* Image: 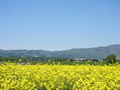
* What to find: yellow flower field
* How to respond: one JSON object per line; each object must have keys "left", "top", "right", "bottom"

{"left": 0, "top": 62, "right": 120, "bottom": 90}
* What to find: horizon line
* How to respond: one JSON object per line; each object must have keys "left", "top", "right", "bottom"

{"left": 0, "top": 44, "right": 120, "bottom": 51}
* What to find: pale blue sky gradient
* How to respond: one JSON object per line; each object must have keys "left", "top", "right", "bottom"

{"left": 0, "top": 0, "right": 120, "bottom": 51}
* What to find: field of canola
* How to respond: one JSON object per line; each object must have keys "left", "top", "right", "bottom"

{"left": 0, "top": 62, "right": 120, "bottom": 90}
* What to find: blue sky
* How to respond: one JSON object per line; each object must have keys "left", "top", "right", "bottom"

{"left": 0, "top": 0, "right": 120, "bottom": 51}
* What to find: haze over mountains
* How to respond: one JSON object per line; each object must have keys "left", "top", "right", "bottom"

{"left": 0, "top": 44, "right": 120, "bottom": 59}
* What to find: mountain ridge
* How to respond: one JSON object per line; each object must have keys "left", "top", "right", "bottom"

{"left": 0, "top": 44, "right": 120, "bottom": 59}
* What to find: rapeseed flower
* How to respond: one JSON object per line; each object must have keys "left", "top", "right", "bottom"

{"left": 0, "top": 62, "right": 120, "bottom": 90}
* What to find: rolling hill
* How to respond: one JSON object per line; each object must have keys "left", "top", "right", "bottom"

{"left": 0, "top": 44, "right": 120, "bottom": 59}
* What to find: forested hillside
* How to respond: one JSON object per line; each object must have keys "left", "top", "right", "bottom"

{"left": 0, "top": 44, "right": 120, "bottom": 59}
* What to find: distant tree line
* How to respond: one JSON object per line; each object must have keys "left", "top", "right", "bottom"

{"left": 0, "top": 56, "right": 27, "bottom": 62}
{"left": 0, "top": 56, "right": 68, "bottom": 62}
{"left": 55, "top": 58, "right": 67, "bottom": 61}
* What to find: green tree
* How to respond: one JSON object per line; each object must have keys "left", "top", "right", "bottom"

{"left": 0, "top": 58, "right": 2, "bottom": 61}
{"left": 3, "top": 58, "right": 8, "bottom": 61}
{"left": 105, "top": 54, "right": 117, "bottom": 64}
{"left": 70, "top": 58, "right": 74, "bottom": 61}
{"left": 22, "top": 58, "right": 27, "bottom": 63}
{"left": 9, "top": 58, "right": 15, "bottom": 62}
{"left": 15, "top": 58, "right": 19, "bottom": 62}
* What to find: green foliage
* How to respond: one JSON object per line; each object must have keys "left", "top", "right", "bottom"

{"left": 15, "top": 58, "right": 19, "bottom": 62}
{"left": 55, "top": 58, "right": 66, "bottom": 61}
{"left": 9, "top": 57, "right": 15, "bottom": 62}
{"left": 0, "top": 57, "right": 2, "bottom": 61}
{"left": 105, "top": 54, "right": 117, "bottom": 64}
{"left": 70, "top": 58, "right": 74, "bottom": 61}
{"left": 3, "top": 58, "right": 8, "bottom": 61}
{"left": 0, "top": 56, "right": 56, "bottom": 62}
{"left": 22, "top": 58, "right": 27, "bottom": 63}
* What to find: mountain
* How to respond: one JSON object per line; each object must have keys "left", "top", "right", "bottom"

{"left": 0, "top": 44, "right": 120, "bottom": 59}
